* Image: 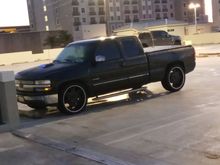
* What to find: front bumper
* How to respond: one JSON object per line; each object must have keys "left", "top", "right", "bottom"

{"left": 17, "top": 94, "right": 58, "bottom": 106}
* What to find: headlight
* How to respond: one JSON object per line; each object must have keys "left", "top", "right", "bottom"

{"left": 35, "top": 80, "right": 51, "bottom": 85}
{"left": 34, "top": 80, "right": 51, "bottom": 91}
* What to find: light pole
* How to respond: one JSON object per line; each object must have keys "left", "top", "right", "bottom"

{"left": 189, "top": 2, "right": 200, "bottom": 33}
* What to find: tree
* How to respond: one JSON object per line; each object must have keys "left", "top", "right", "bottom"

{"left": 44, "top": 35, "right": 57, "bottom": 48}
{"left": 57, "top": 31, "right": 73, "bottom": 47}
{"left": 44, "top": 31, "right": 73, "bottom": 48}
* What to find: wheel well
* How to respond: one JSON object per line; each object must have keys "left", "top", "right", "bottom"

{"left": 58, "top": 81, "right": 90, "bottom": 95}
{"left": 166, "top": 61, "right": 185, "bottom": 73}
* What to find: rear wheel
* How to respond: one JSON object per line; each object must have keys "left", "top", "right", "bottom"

{"left": 174, "top": 40, "right": 181, "bottom": 45}
{"left": 162, "top": 65, "right": 185, "bottom": 92}
{"left": 58, "top": 84, "right": 87, "bottom": 115}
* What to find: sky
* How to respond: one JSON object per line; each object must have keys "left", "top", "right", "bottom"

{"left": 204, "top": 0, "right": 213, "bottom": 22}
{"left": 0, "top": 0, "right": 29, "bottom": 27}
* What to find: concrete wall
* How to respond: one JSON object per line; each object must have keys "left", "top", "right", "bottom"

{"left": 73, "top": 24, "right": 107, "bottom": 41}
{"left": 0, "top": 31, "right": 62, "bottom": 54}
{"left": 186, "top": 24, "right": 212, "bottom": 35}
{"left": 81, "top": 24, "right": 107, "bottom": 39}
{"left": 113, "top": 29, "right": 138, "bottom": 36}
{"left": 183, "top": 33, "right": 220, "bottom": 45}
{"left": 0, "top": 32, "right": 43, "bottom": 54}
{"left": 0, "top": 48, "right": 62, "bottom": 66}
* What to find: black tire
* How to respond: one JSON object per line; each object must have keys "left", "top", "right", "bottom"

{"left": 58, "top": 83, "right": 87, "bottom": 115}
{"left": 142, "top": 43, "right": 149, "bottom": 47}
{"left": 161, "top": 65, "right": 185, "bottom": 92}
{"left": 174, "top": 40, "right": 181, "bottom": 45}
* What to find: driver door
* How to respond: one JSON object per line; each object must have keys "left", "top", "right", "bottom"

{"left": 89, "top": 39, "right": 128, "bottom": 95}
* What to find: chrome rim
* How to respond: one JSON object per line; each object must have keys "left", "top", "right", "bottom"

{"left": 168, "top": 67, "right": 185, "bottom": 90}
{"left": 62, "top": 85, "right": 86, "bottom": 113}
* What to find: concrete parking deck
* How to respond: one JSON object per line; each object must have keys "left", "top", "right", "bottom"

{"left": 1, "top": 52, "right": 220, "bottom": 165}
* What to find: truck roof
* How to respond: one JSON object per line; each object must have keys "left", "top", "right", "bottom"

{"left": 69, "top": 35, "right": 136, "bottom": 45}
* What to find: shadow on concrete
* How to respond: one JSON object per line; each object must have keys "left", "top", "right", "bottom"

{"left": 19, "top": 88, "right": 172, "bottom": 129}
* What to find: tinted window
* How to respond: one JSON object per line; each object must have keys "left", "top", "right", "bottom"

{"left": 120, "top": 37, "right": 141, "bottom": 58}
{"left": 151, "top": 31, "right": 168, "bottom": 38}
{"left": 95, "top": 40, "right": 121, "bottom": 61}
{"left": 56, "top": 41, "right": 98, "bottom": 63}
{"left": 139, "top": 33, "right": 151, "bottom": 40}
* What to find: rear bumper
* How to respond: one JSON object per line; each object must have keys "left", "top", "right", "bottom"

{"left": 17, "top": 94, "right": 58, "bottom": 107}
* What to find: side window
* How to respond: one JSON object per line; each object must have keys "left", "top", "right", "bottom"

{"left": 95, "top": 40, "right": 121, "bottom": 61}
{"left": 120, "top": 37, "right": 141, "bottom": 58}
{"left": 139, "top": 33, "right": 151, "bottom": 40}
{"left": 152, "top": 31, "right": 168, "bottom": 38}
{"left": 160, "top": 31, "right": 169, "bottom": 38}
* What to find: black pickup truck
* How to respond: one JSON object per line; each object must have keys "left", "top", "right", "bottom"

{"left": 16, "top": 36, "right": 195, "bottom": 114}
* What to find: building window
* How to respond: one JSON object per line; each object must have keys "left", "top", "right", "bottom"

{"left": 90, "top": 17, "right": 96, "bottom": 24}
{"left": 82, "top": 18, "right": 86, "bottom": 22}
{"left": 46, "top": 26, "right": 49, "bottom": 31}
{"left": 74, "top": 26, "right": 79, "bottom": 31}
{"left": 43, "top": 5, "right": 47, "bottom": 12}
{"left": 100, "top": 17, "right": 105, "bottom": 23}
{"left": 81, "top": 8, "right": 85, "bottom": 13}
{"left": 44, "top": 16, "right": 48, "bottom": 22}
{"left": 56, "top": 19, "right": 60, "bottom": 25}
{"left": 170, "top": 13, "right": 174, "bottom": 17}
{"left": 170, "top": 4, "right": 173, "bottom": 9}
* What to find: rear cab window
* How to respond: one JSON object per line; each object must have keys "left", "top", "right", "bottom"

{"left": 119, "top": 37, "right": 143, "bottom": 58}
{"left": 95, "top": 40, "right": 121, "bottom": 61}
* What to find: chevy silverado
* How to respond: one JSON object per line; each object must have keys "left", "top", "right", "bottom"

{"left": 16, "top": 36, "right": 196, "bottom": 114}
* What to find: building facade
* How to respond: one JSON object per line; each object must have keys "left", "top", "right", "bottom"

{"left": 174, "top": 0, "right": 206, "bottom": 23}
{"left": 106, "top": 0, "right": 176, "bottom": 34}
{"left": 27, "top": 0, "right": 210, "bottom": 40}
{"left": 212, "top": 0, "right": 220, "bottom": 28}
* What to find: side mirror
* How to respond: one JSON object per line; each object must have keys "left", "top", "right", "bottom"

{"left": 95, "top": 55, "right": 106, "bottom": 62}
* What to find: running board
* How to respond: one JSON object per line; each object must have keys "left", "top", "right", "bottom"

{"left": 92, "top": 87, "right": 147, "bottom": 101}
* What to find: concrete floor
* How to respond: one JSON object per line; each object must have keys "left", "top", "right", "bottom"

{"left": 5, "top": 57, "right": 220, "bottom": 165}
{"left": 1, "top": 57, "right": 220, "bottom": 165}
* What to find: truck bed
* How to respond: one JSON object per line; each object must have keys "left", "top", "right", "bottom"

{"left": 144, "top": 45, "right": 196, "bottom": 82}
{"left": 144, "top": 45, "right": 190, "bottom": 53}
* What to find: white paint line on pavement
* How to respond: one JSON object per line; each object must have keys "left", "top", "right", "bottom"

{"left": 104, "top": 109, "right": 218, "bottom": 145}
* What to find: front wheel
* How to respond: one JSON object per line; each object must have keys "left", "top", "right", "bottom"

{"left": 161, "top": 66, "right": 185, "bottom": 92}
{"left": 58, "top": 84, "right": 87, "bottom": 115}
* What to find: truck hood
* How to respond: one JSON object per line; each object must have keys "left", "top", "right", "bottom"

{"left": 16, "top": 62, "right": 79, "bottom": 80}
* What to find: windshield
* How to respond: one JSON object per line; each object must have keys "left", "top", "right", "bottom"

{"left": 55, "top": 41, "right": 98, "bottom": 63}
